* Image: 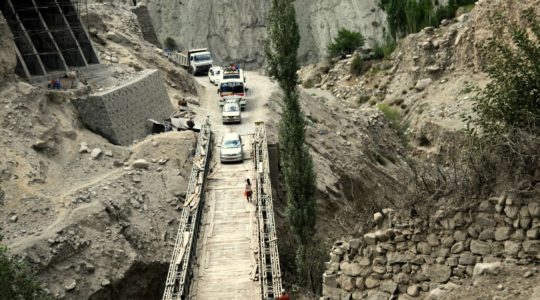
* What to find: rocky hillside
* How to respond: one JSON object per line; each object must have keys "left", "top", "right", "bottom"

{"left": 293, "top": 0, "right": 540, "bottom": 298}
{"left": 0, "top": 5, "right": 205, "bottom": 299}
{"left": 141, "top": 0, "right": 385, "bottom": 67}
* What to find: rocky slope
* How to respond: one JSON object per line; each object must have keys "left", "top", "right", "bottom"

{"left": 0, "top": 13, "right": 16, "bottom": 79}
{"left": 141, "top": 0, "right": 384, "bottom": 67}
{"left": 0, "top": 4, "right": 204, "bottom": 299}
{"left": 293, "top": 0, "right": 540, "bottom": 298}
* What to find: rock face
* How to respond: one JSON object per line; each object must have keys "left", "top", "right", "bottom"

{"left": 144, "top": 0, "right": 384, "bottom": 67}
{"left": 0, "top": 13, "right": 17, "bottom": 79}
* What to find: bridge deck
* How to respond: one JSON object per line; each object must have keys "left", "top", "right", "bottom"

{"left": 191, "top": 134, "right": 261, "bottom": 299}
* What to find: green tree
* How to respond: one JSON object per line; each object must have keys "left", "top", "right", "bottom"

{"left": 163, "top": 37, "right": 176, "bottom": 51}
{"left": 327, "top": 28, "right": 365, "bottom": 57}
{"left": 0, "top": 246, "right": 51, "bottom": 300}
{"left": 266, "top": 0, "right": 317, "bottom": 289}
{"left": 467, "top": 9, "right": 540, "bottom": 136}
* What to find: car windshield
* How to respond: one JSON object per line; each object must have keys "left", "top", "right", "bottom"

{"left": 220, "top": 82, "right": 244, "bottom": 94}
{"left": 194, "top": 54, "right": 211, "bottom": 61}
{"left": 224, "top": 103, "right": 239, "bottom": 112}
{"left": 222, "top": 139, "right": 240, "bottom": 149}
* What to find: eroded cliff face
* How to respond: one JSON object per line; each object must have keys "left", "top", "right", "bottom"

{"left": 143, "top": 0, "right": 385, "bottom": 68}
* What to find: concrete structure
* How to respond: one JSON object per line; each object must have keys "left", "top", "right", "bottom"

{"left": 131, "top": 4, "right": 161, "bottom": 48}
{"left": 0, "top": 0, "right": 100, "bottom": 80}
{"left": 73, "top": 69, "right": 173, "bottom": 145}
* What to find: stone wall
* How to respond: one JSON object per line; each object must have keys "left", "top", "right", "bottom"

{"left": 322, "top": 194, "right": 540, "bottom": 299}
{"left": 73, "top": 69, "right": 173, "bottom": 145}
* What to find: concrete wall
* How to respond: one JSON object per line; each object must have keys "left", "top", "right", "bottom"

{"left": 131, "top": 5, "right": 161, "bottom": 48}
{"left": 74, "top": 69, "right": 173, "bottom": 145}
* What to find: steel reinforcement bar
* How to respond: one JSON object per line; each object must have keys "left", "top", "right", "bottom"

{"left": 162, "top": 124, "right": 212, "bottom": 300}
{"left": 254, "top": 122, "right": 283, "bottom": 299}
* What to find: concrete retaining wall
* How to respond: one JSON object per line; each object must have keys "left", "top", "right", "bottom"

{"left": 74, "top": 69, "right": 173, "bottom": 145}
{"left": 132, "top": 5, "right": 161, "bottom": 48}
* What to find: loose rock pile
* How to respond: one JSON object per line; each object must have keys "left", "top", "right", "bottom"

{"left": 322, "top": 194, "right": 540, "bottom": 299}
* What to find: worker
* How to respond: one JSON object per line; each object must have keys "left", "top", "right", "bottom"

{"left": 187, "top": 116, "right": 195, "bottom": 129}
{"left": 244, "top": 178, "right": 253, "bottom": 202}
{"left": 277, "top": 288, "right": 290, "bottom": 300}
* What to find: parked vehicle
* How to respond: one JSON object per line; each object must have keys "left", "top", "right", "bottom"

{"left": 208, "top": 66, "right": 222, "bottom": 85}
{"left": 222, "top": 99, "right": 241, "bottom": 124}
{"left": 170, "top": 48, "right": 213, "bottom": 75}
{"left": 218, "top": 79, "right": 247, "bottom": 109}
{"left": 220, "top": 132, "right": 243, "bottom": 163}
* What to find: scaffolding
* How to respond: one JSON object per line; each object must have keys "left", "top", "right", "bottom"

{"left": 0, "top": 0, "right": 98, "bottom": 79}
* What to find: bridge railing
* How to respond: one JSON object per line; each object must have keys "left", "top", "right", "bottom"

{"left": 162, "top": 124, "right": 212, "bottom": 300}
{"left": 254, "top": 122, "right": 283, "bottom": 299}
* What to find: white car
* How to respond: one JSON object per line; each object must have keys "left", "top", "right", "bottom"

{"left": 208, "top": 66, "right": 222, "bottom": 85}
{"left": 222, "top": 100, "right": 241, "bottom": 124}
{"left": 220, "top": 132, "right": 243, "bottom": 163}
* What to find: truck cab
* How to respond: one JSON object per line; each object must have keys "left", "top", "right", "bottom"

{"left": 171, "top": 48, "right": 213, "bottom": 75}
{"left": 189, "top": 50, "right": 213, "bottom": 75}
{"left": 218, "top": 79, "right": 247, "bottom": 109}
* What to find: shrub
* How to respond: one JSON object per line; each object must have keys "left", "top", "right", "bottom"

{"left": 350, "top": 55, "right": 364, "bottom": 75}
{"left": 379, "top": 0, "right": 477, "bottom": 40}
{"left": 163, "top": 37, "right": 176, "bottom": 51}
{"left": 466, "top": 9, "right": 540, "bottom": 137}
{"left": 327, "top": 28, "right": 365, "bottom": 57}
{"left": 378, "top": 103, "right": 409, "bottom": 142}
{"left": 0, "top": 246, "right": 51, "bottom": 300}
{"left": 372, "top": 35, "right": 398, "bottom": 59}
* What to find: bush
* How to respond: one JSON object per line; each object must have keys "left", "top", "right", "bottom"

{"left": 350, "top": 55, "right": 364, "bottom": 75}
{"left": 327, "top": 28, "right": 365, "bottom": 57}
{"left": 372, "top": 35, "right": 398, "bottom": 59}
{"left": 163, "top": 37, "right": 176, "bottom": 51}
{"left": 466, "top": 9, "right": 540, "bottom": 137}
{"left": 0, "top": 246, "right": 51, "bottom": 300}
{"left": 378, "top": 103, "right": 408, "bottom": 141}
{"left": 379, "top": 0, "right": 477, "bottom": 40}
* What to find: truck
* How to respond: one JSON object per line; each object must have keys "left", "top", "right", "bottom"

{"left": 170, "top": 48, "right": 213, "bottom": 75}
{"left": 218, "top": 79, "right": 248, "bottom": 109}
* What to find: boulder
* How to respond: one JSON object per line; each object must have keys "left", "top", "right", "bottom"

{"left": 365, "top": 277, "right": 380, "bottom": 289}
{"left": 186, "top": 96, "right": 201, "bottom": 106}
{"left": 341, "top": 262, "right": 362, "bottom": 276}
{"left": 421, "top": 264, "right": 451, "bottom": 283}
{"left": 364, "top": 232, "right": 377, "bottom": 245}
{"left": 495, "top": 227, "right": 513, "bottom": 241}
{"left": 450, "top": 241, "right": 465, "bottom": 254}
{"left": 478, "top": 229, "right": 495, "bottom": 241}
{"left": 472, "top": 262, "right": 502, "bottom": 279}
{"left": 407, "top": 284, "right": 420, "bottom": 297}
{"left": 415, "top": 78, "right": 432, "bottom": 91}
{"left": 131, "top": 159, "right": 150, "bottom": 169}
{"left": 380, "top": 280, "right": 398, "bottom": 294}
{"left": 79, "top": 142, "right": 90, "bottom": 153}
{"left": 522, "top": 240, "right": 540, "bottom": 255}
{"left": 470, "top": 240, "right": 491, "bottom": 255}
{"left": 90, "top": 148, "right": 102, "bottom": 159}
{"left": 503, "top": 241, "right": 521, "bottom": 256}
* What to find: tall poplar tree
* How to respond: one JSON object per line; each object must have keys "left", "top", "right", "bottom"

{"left": 266, "top": 0, "right": 317, "bottom": 286}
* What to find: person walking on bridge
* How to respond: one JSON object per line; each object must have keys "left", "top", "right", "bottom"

{"left": 278, "top": 288, "right": 290, "bottom": 300}
{"left": 244, "top": 178, "right": 253, "bottom": 202}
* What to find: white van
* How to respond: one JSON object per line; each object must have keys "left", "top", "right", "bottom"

{"left": 208, "top": 66, "right": 222, "bottom": 85}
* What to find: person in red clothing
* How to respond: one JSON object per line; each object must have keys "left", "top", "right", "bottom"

{"left": 277, "top": 288, "right": 290, "bottom": 300}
